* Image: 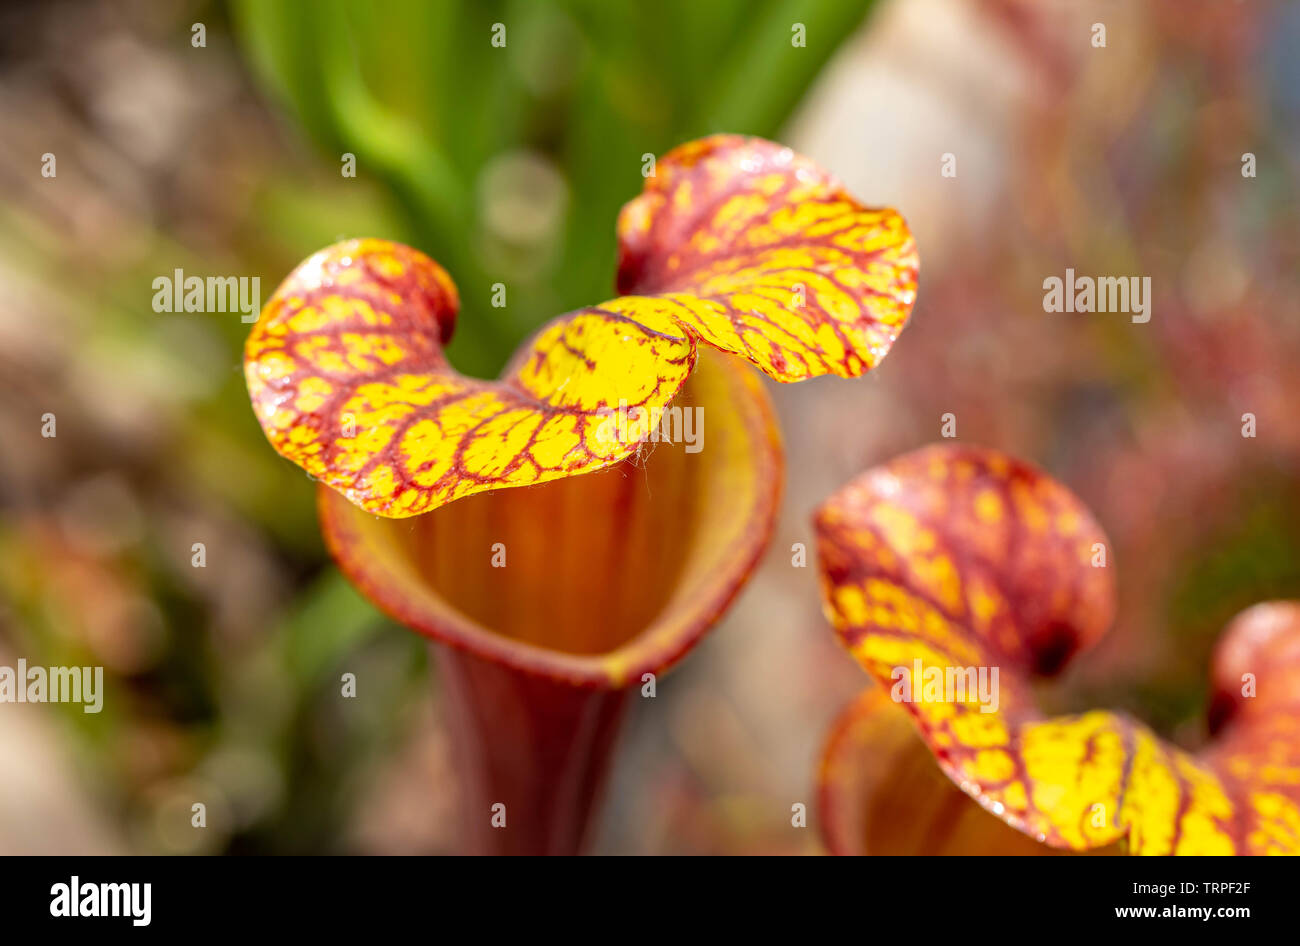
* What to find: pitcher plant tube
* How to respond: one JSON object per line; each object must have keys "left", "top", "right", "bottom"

{"left": 814, "top": 444, "right": 1300, "bottom": 855}
{"left": 243, "top": 135, "right": 919, "bottom": 853}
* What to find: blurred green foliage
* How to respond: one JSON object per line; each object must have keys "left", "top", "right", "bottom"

{"left": 231, "top": 0, "right": 878, "bottom": 376}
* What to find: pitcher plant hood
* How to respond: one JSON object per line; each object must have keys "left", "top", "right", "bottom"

{"left": 815, "top": 444, "right": 1300, "bottom": 855}
{"left": 243, "top": 135, "right": 918, "bottom": 519}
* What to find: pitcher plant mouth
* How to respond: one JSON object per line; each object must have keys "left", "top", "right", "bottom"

{"left": 241, "top": 134, "right": 919, "bottom": 853}
{"left": 319, "top": 347, "right": 780, "bottom": 854}
{"left": 318, "top": 346, "right": 782, "bottom": 689}
{"left": 248, "top": 133, "right": 918, "bottom": 679}
{"left": 814, "top": 444, "right": 1300, "bottom": 855}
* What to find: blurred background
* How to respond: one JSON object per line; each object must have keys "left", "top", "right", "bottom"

{"left": 1, "top": 0, "right": 1298, "bottom": 854}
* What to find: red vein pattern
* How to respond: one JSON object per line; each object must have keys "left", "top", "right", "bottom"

{"left": 815, "top": 444, "right": 1300, "bottom": 854}
{"left": 244, "top": 136, "right": 918, "bottom": 517}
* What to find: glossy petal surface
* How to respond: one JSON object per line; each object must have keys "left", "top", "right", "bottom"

{"left": 618, "top": 135, "right": 918, "bottom": 382}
